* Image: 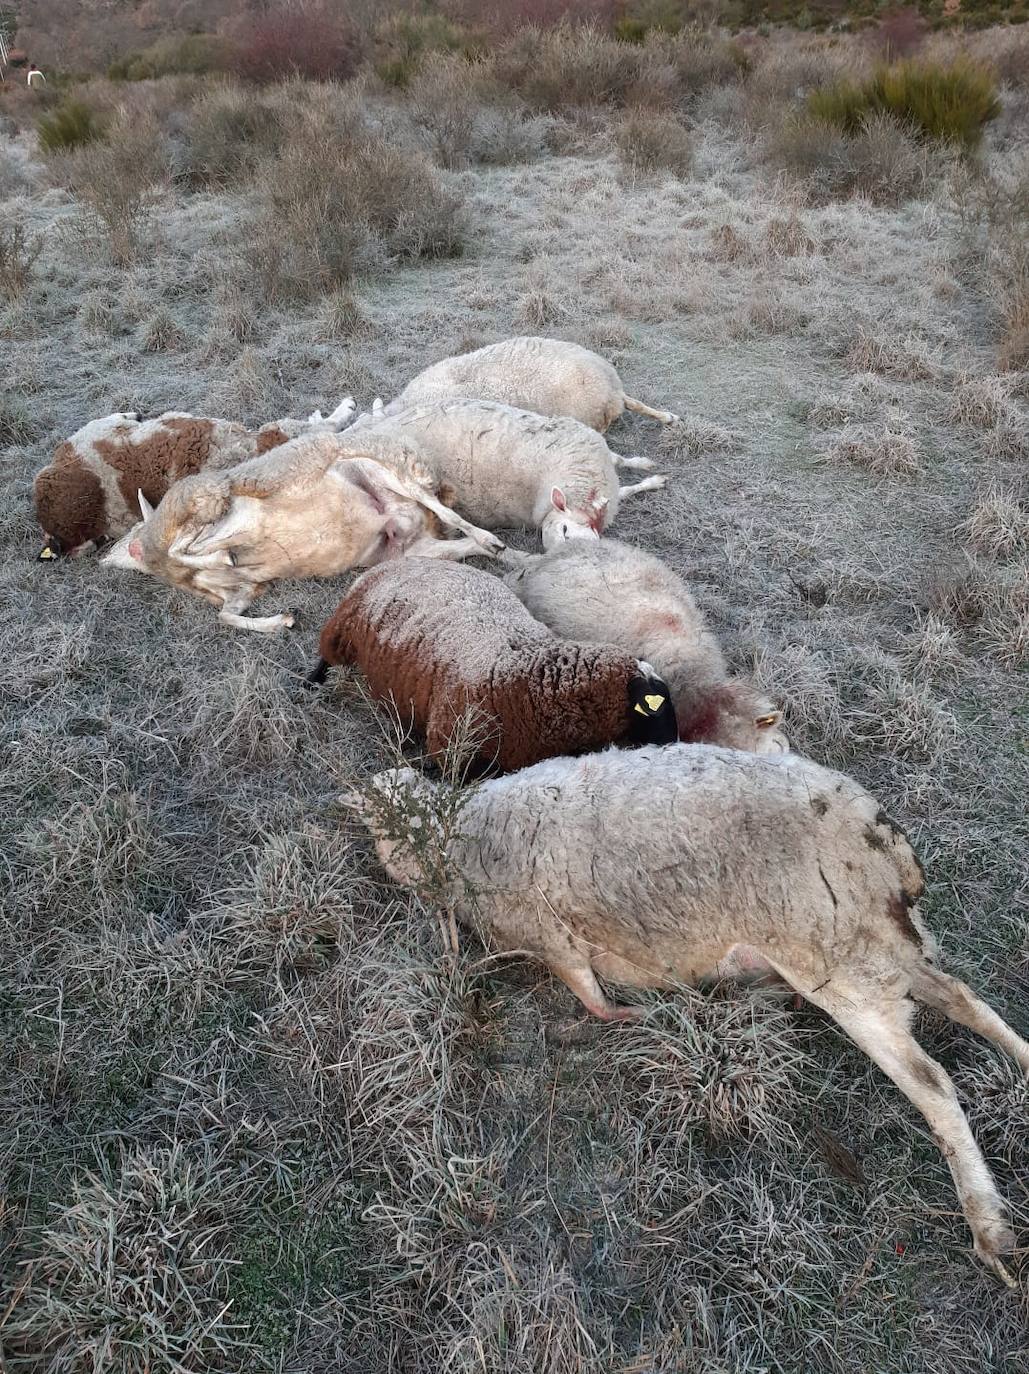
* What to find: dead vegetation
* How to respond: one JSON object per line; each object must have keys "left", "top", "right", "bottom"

{"left": 2, "top": 21, "right": 1029, "bottom": 1374}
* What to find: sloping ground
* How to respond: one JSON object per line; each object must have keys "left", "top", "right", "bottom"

{"left": 1, "top": 117, "right": 1027, "bottom": 1372}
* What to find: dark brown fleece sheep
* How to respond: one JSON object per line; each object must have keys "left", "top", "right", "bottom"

{"left": 312, "top": 560, "right": 677, "bottom": 773}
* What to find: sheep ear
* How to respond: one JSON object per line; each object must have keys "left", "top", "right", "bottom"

{"left": 372, "top": 397, "right": 384, "bottom": 415}
{"left": 755, "top": 710, "right": 782, "bottom": 729}
{"left": 137, "top": 490, "right": 155, "bottom": 522}
{"left": 551, "top": 486, "right": 567, "bottom": 512}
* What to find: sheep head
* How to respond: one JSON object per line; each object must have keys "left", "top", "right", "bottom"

{"left": 341, "top": 767, "right": 445, "bottom": 887}
{"left": 541, "top": 486, "right": 606, "bottom": 549}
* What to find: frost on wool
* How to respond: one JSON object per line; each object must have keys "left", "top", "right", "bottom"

{"left": 383, "top": 335, "right": 678, "bottom": 433}
{"left": 313, "top": 558, "right": 677, "bottom": 772}
{"left": 351, "top": 743, "right": 1029, "bottom": 1284}
{"left": 34, "top": 401, "right": 356, "bottom": 557}
{"left": 507, "top": 537, "right": 788, "bottom": 753}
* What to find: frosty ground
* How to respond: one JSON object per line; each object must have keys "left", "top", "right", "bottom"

{"left": 1, "top": 44, "right": 1028, "bottom": 1374}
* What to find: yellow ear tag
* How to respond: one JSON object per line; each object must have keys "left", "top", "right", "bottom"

{"left": 39, "top": 546, "right": 56, "bottom": 560}
{"left": 644, "top": 693, "right": 666, "bottom": 712}
{"left": 755, "top": 713, "right": 779, "bottom": 728}
{"left": 633, "top": 702, "right": 649, "bottom": 715}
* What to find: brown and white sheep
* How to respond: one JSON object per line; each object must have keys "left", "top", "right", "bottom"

{"left": 34, "top": 400, "right": 356, "bottom": 558}
{"left": 506, "top": 538, "right": 788, "bottom": 753}
{"left": 380, "top": 336, "right": 678, "bottom": 433}
{"left": 347, "top": 745, "right": 1029, "bottom": 1285}
{"left": 309, "top": 558, "right": 677, "bottom": 771}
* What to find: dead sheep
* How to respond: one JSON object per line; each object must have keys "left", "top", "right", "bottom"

{"left": 309, "top": 558, "right": 677, "bottom": 771}
{"left": 348, "top": 743, "right": 1029, "bottom": 1285}
{"left": 507, "top": 538, "right": 787, "bottom": 752}
{"left": 381, "top": 335, "right": 679, "bottom": 433}
{"left": 101, "top": 433, "right": 503, "bottom": 633}
{"left": 33, "top": 400, "right": 356, "bottom": 559}
{"left": 350, "top": 398, "right": 666, "bottom": 545}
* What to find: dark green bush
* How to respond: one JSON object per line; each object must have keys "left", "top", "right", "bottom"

{"left": 37, "top": 99, "right": 105, "bottom": 154}
{"left": 808, "top": 59, "right": 1000, "bottom": 150}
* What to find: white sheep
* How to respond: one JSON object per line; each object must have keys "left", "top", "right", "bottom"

{"left": 380, "top": 336, "right": 678, "bottom": 432}
{"left": 101, "top": 432, "right": 503, "bottom": 632}
{"left": 350, "top": 398, "right": 667, "bottom": 545}
{"left": 506, "top": 538, "right": 788, "bottom": 752}
{"left": 347, "top": 743, "right": 1029, "bottom": 1284}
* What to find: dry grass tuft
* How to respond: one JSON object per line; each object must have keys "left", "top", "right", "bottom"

{"left": 10, "top": 1143, "right": 248, "bottom": 1372}
{"left": 825, "top": 421, "right": 922, "bottom": 476}
{"left": 658, "top": 414, "right": 740, "bottom": 460}
{"left": 844, "top": 327, "right": 941, "bottom": 381}
{"left": 606, "top": 991, "right": 811, "bottom": 1144}
{"left": 962, "top": 486, "right": 1029, "bottom": 557}
{"left": 615, "top": 107, "right": 693, "bottom": 176}
{"left": 763, "top": 213, "right": 816, "bottom": 257}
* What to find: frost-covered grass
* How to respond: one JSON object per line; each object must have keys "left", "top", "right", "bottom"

{"left": 1, "top": 45, "right": 1028, "bottom": 1374}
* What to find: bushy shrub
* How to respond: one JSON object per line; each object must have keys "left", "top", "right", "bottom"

{"left": 615, "top": 107, "right": 693, "bottom": 175}
{"left": 108, "top": 33, "right": 228, "bottom": 81}
{"left": 493, "top": 22, "right": 642, "bottom": 110}
{"left": 0, "top": 224, "right": 41, "bottom": 300}
{"left": 249, "top": 99, "right": 464, "bottom": 300}
{"left": 180, "top": 84, "right": 284, "bottom": 188}
{"left": 870, "top": 8, "right": 926, "bottom": 63}
{"left": 233, "top": 9, "right": 357, "bottom": 83}
{"left": 60, "top": 114, "right": 169, "bottom": 266}
{"left": 767, "top": 109, "right": 927, "bottom": 204}
{"left": 37, "top": 99, "right": 105, "bottom": 154}
{"left": 373, "top": 11, "right": 480, "bottom": 88}
{"left": 808, "top": 59, "right": 1000, "bottom": 150}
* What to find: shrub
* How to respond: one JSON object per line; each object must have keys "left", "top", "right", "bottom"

{"left": 373, "top": 11, "right": 479, "bottom": 88}
{"left": 233, "top": 8, "right": 357, "bottom": 83}
{"left": 767, "top": 109, "right": 926, "bottom": 205}
{"left": 180, "top": 84, "right": 284, "bottom": 188}
{"left": 250, "top": 100, "right": 464, "bottom": 301}
{"left": 615, "top": 107, "right": 693, "bottom": 175}
{"left": 108, "top": 33, "right": 228, "bottom": 81}
{"left": 808, "top": 59, "right": 1001, "bottom": 151}
{"left": 494, "top": 21, "right": 642, "bottom": 110}
{"left": 870, "top": 8, "right": 927, "bottom": 63}
{"left": 37, "top": 99, "right": 105, "bottom": 154}
{"left": 0, "top": 224, "right": 41, "bottom": 300}
{"left": 60, "top": 114, "right": 168, "bottom": 266}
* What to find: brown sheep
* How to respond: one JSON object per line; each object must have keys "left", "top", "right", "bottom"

{"left": 309, "top": 559, "right": 677, "bottom": 772}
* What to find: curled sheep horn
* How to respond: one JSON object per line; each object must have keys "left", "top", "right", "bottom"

{"left": 138, "top": 490, "right": 155, "bottom": 522}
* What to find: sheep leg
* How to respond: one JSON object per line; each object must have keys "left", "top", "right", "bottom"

{"left": 611, "top": 454, "right": 656, "bottom": 471}
{"left": 406, "top": 534, "right": 499, "bottom": 562}
{"left": 804, "top": 984, "right": 1016, "bottom": 1285}
{"left": 553, "top": 959, "right": 642, "bottom": 1023}
{"left": 370, "top": 468, "right": 505, "bottom": 554}
{"left": 624, "top": 393, "right": 678, "bottom": 424}
{"left": 618, "top": 475, "right": 668, "bottom": 499}
{"left": 217, "top": 590, "right": 294, "bottom": 634}
{"left": 911, "top": 965, "right": 1029, "bottom": 1071}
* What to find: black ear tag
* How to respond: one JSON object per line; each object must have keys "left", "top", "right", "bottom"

{"left": 627, "top": 675, "right": 678, "bottom": 746}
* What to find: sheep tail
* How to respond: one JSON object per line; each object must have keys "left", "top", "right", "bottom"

{"left": 623, "top": 393, "right": 678, "bottom": 424}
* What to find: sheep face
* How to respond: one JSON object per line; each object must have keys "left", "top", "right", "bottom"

{"left": 677, "top": 682, "right": 790, "bottom": 755}
{"left": 541, "top": 485, "right": 607, "bottom": 549}
{"left": 342, "top": 768, "right": 441, "bottom": 887}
